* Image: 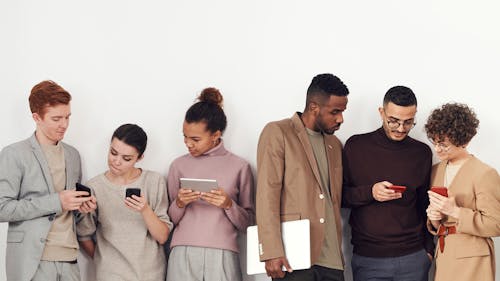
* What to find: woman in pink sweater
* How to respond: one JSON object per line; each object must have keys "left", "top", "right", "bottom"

{"left": 166, "top": 87, "right": 255, "bottom": 281}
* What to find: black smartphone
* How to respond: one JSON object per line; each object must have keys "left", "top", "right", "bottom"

{"left": 75, "top": 183, "right": 91, "bottom": 197}
{"left": 125, "top": 188, "right": 141, "bottom": 198}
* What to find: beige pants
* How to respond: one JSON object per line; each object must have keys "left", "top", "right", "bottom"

{"left": 31, "top": 260, "right": 80, "bottom": 281}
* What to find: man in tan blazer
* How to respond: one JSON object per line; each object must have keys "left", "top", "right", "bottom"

{"left": 256, "top": 73, "right": 349, "bottom": 280}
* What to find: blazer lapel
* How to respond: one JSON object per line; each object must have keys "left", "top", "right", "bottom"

{"left": 433, "top": 161, "right": 446, "bottom": 187}
{"left": 446, "top": 156, "right": 475, "bottom": 194}
{"left": 291, "top": 114, "right": 323, "bottom": 191}
{"left": 29, "top": 134, "right": 55, "bottom": 193}
{"left": 324, "top": 137, "right": 337, "bottom": 201}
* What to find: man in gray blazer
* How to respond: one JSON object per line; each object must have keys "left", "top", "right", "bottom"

{"left": 0, "top": 80, "right": 97, "bottom": 281}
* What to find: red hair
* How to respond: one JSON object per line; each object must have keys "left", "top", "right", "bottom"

{"left": 29, "top": 80, "right": 71, "bottom": 117}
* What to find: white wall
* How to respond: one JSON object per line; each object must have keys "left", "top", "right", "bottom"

{"left": 1, "top": 1, "right": 499, "bottom": 280}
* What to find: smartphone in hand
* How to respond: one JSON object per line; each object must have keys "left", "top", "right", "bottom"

{"left": 431, "top": 186, "right": 448, "bottom": 197}
{"left": 75, "top": 183, "right": 91, "bottom": 197}
{"left": 125, "top": 188, "right": 141, "bottom": 198}
{"left": 388, "top": 185, "right": 407, "bottom": 193}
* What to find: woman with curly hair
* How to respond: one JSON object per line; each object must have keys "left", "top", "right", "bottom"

{"left": 424, "top": 103, "right": 500, "bottom": 281}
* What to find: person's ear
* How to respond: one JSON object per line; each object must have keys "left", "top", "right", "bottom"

{"left": 378, "top": 107, "right": 385, "bottom": 120}
{"left": 309, "top": 102, "right": 320, "bottom": 115}
{"left": 32, "top": 112, "right": 42, "bottom": 123}
{"left": 212, "top": 130, "right": 222, "bottom": 142}
{"left": 137, "top": 154, "right": 145, "bottom": 162}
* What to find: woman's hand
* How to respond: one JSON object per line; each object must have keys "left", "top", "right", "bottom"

{"left": 176, "top": 188, "right": 201, "bottom": 208}
{"left": 201, "top": 188, "right": 233, "bottom": 209}
{"left": 428, "top": 191, "right": 461, "bottom": 219}
{"left": 125, "top": 194, "right": 150, "bottom": 213}
{"left": 426, "top": 204, "right": 443, "bottom": 230}
{"left": 426, "top": 205, "right": 443, "bottom": 221}
{"left": 78, "top": 195, "right": 97, "bottom": 213}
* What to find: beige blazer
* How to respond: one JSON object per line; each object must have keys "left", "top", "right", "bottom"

{"left": 429, "top": 156, "right": 500, "bottom": 281}
{"left": 256, "top": 113, "right": 344, "bottom": 265}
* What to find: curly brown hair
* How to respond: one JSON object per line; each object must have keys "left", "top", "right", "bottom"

{"left": 425, "top": 103, "right": 479, "bottom": 146}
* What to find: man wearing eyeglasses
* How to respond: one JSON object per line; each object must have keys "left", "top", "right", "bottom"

{"left": 342, "top": 86, "right": 434, "bottom": 281}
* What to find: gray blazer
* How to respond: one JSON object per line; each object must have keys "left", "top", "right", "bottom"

{"left": 0, "top": 134, "right": 82, "bottom": 281}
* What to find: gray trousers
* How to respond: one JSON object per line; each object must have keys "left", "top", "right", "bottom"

{"left": 166, "top": 246, "right": 242, "bottom": 281}
{"left": 31, "top": 260, "right": 80, "bottom": 281}
{"left": 352, "top": 249, "right": 431, "bottom": 281}
{"left": 273, "top": 265, "right": 344, "bottom": 281}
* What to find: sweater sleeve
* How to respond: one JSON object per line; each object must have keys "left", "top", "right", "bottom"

{"left": 224, "top": 162, "right": 255, "bottom": 233}
{"left": 341, "top": 139, "right": 375, "bottom": 208}
{"left": 151, "top": 175, "right": 173, "bottom": 230}
{"left": 167, "top": 163, "right": 186, "bottom": 225}
{"left": 76, "top": 183, "right": 97, "bottom": 241}
{"left": 457, "top": 168, "right": 500, "bottom": 237}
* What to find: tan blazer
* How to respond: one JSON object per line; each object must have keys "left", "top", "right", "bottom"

{"left": 256, "top": 113, "right": 344, "bottom": 265}
{"left": 429, "top": 156, "right": 500, "bottom": 281}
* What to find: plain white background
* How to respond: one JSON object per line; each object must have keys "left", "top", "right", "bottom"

{"left": 1, "top": 1, "right": 499, "bottom": 280}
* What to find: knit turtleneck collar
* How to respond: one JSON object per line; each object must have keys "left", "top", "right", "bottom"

{"left": 200, "top": 139, "right": 227, "bottom": 157}
{"left": 374, "top": 127, "right": 412, "bottom": 149}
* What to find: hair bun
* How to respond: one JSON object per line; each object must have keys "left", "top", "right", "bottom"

{"left": 198, "top": 87, "right": 223, "bottom": 108}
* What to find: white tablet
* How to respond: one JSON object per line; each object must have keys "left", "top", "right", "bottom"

{"left": 180, "top": 178, "right": 218, "bottom": 192}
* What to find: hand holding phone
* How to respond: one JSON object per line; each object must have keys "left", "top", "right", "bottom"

{"left": 125, "top": 188, "right": 141, "bottom": 198}
{"left": 388, "top": 185, "right": 407, "bottom": 193}
{"left": 75, "top": 183, "right": 91, "bottom": 197}
{"left": 431, "top": 186, "right": 448, "bottom": 197}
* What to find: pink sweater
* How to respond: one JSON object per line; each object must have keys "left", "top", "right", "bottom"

{"left": 167, "top": 141, "right": 255, "bottom": 253}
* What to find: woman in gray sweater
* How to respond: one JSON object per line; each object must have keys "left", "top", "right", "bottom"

{"left": 77, "top": 124, "right": 172, "bottom": 281}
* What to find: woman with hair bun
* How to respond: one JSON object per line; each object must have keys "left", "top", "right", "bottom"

{"left": 424, "top": 103, "right": 500, "bottom": 281}
{"left": 166, "top": 88, "right": 255, "bottom": 281}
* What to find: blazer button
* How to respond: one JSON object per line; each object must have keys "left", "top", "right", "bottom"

{"left": 319, "top": 218, "right": 325, "bottom": 224}
{"left": 48, "top": 214, "right": 55, "bottom": 221}
{"left": 40, "top": 238, "right": 46, "bottom": 243}
{"left": 319, "top": 194, "right": 325, "bottom": 199}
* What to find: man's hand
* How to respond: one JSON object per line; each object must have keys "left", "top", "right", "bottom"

{"left": 59, "top": 190, "right": 93, "bottom": 211}
{"left": 264, "top": 256, "right": 292, "bottom": 279}
{"left": 372, "top": 181, "right": 402, "bottom": 202}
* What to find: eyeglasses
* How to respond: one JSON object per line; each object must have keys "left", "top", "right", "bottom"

{"left": 430, "top": 140, "right": 452, "bottom": 152}
{"left": 383, "top": 110, "right": 416, "bottom": 130}
{"left": 386, "top": 118, "right": 416, "bottom": 130}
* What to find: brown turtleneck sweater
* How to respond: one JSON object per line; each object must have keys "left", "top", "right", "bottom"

{"left": 342, "top": 127, "right": 434, "bottom": 257}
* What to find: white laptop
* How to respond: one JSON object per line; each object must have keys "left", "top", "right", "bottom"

{"left": 246, "top": 219, "right": 311, "bottom": 275}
